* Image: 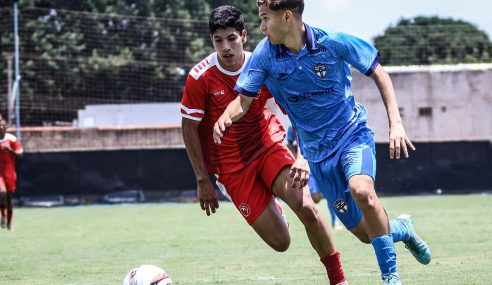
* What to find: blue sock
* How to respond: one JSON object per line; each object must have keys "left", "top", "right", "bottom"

{"left": 390, "top": 219, "right": 411, "bottom": 242}
{"left": 371, "top": 234, "right": 397, "bottom": 277}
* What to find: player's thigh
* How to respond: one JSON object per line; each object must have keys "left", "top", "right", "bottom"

{"left": 250, "top": 197, "right": 290, "bottom": 250}
{"left": 311, "top": 191, "right": 322, "bottom": 203}
{"left": 259, "top": 144, "right": 295, "bottom": 197}
{"left": 217, "top": 164, "right": 272, "bottom": 225}
{"left": 349, "top": 216, "right": 371, "bottom": 243}
{"left": 310, "top": 157, "right": 363, "bottom": 231}
{"left": 341, "top": 128, "right": 376, "bottom": 184}
{"left": 348, "top": 174, "right": 376, "bottom": 201}
{"left": 272, "top": 168, "right": 315, "bottom": 215}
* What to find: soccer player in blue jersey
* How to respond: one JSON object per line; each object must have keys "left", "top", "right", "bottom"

{"left": 213, "top": 1, "right": 431, "bottom": 284}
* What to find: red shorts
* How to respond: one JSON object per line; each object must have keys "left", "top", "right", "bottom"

{"left": 217, "top": 144, "right": 294, "bottom": 224}
{"left": 0, "top": 176, "right": 16, "bottom": 193}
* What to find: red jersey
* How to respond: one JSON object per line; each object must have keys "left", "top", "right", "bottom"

{"left": 181, "top": 52, "right": 286, "bottom": 175}
{"left": 0, "top": 133, "right": 22, "bottom": 189}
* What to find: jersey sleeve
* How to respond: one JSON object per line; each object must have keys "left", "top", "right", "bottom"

{"left": 181, "top": 74, "right": 207, "bottom": 121}
{"left": 235, "top": 39, "right": 270, "bottom": 97}
{"left": 10, "top": 139, "right": 22, "bottom": 153}
{"left": 333, "top": 32, "right": 380, "bottom": 76}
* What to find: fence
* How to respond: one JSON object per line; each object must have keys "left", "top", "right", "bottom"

{"left": 1, "top": 6, "right": 491, "bottom": 141}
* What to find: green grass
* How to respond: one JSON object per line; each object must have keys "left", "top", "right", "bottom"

{"left": 0, "top": 194, "right": 491, "bottom": 284}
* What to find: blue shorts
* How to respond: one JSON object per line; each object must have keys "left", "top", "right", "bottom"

{"left": 309, "top": 124, "right": 376, "bottom": 230}
{"left": 308, "top": 175, "right": 320, "bottom": 195}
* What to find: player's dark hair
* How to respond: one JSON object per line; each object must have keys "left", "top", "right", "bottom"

{"left": 209, "top": 5, "right": 245, "bottom": 35}
{"left": 257, "top": 0, "right": 304, "bottom": 17}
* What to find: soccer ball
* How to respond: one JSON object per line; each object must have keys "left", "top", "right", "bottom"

{"left": 123, "top": 264, "right": 173, "bottom": 285}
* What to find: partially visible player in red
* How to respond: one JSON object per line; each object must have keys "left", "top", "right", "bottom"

{"left": 0, "top": 118, "right": 23, "bottom": 231}
{"left": 181, "top": 5, "right": 347, "bottom": 284}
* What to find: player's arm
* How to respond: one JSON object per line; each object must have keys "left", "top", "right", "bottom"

{"left": 1, "top": 142, "right": 23, "bottom": 158}
{"left": 370, "top": 64, "right": 415, "bottom": 159}
{"left": 287, "top": 125, "right": 310, "bottom": 190}
{"left": 212, "top": 94, "right": 254, "bottom": 144}
{"left": 182, "top": 118, "right": 219, "bottom": 216}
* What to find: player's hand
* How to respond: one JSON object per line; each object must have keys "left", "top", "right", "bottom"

{"left": 290, "top": 157, "right": 310, "bottom": 191}
{"left": 389, "top": 122, "right": 415, "bottom": 159}
{"left": 196, "top": 178, "right": 219, "bottom": 216}
{"left": 213, "top": 115, "right": 232, "bottom": 144}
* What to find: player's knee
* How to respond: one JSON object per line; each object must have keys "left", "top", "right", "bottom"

{"left": 274, "top": 239, "right": 290, "bottom": 252}
{"left": 311, "top": 192, "right": 321, "bottom": 203}
{"left": 298, "top": 203, "right": 319, "bottom": 224}
{"left": 349, "top": 183, "right": 377, "bottom": 208}
{"left": 270, "top": 236, "right": 291, "bottom": 252}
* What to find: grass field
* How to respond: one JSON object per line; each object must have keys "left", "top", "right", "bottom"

{"left": 0, "top": 194, "right": 491, "bottom": 285}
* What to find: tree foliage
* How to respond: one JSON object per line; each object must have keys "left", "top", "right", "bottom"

{"left": 374, "top": 16, "right": 492, "bottom": 65}
{"left": 0, "top": 0, "right": 262, "bottom": 125}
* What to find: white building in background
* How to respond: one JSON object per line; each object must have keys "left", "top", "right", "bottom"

{"left": 268, "top": 64, "right": 492, "bottom": 143}
{"left": 76, "top": 64, "right": 492, "bottom": 144}
{"left": 353, "top": 64, "right": 492, "bottom": 142}
{"left": 77, "top": 103, "right": 182, "bottom": 128}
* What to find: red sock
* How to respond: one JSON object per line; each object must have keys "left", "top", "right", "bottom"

{"left": 320, "top": 251, "right": 346, "bottom": 285}
{"left": 7, "top": 210, "right": 13, "bottom": 226}
{"left": 0, "top": 207, "right": 5, "bottom": 217}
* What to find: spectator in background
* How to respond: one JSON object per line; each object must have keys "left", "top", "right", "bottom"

{"left": 286, "top": 125, "right": 342, "bottom": 230}
{"left": 0, "top": 118, "right": 23, "bottom": 231}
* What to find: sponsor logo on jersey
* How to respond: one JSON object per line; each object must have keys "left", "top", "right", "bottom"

{"left": 239, "top": 203, "right": 251, "bottom": 217}
{"left": 314, "top": 63, "right": 327, "bottom": 78}
{"left": 334, "top": 199, "right": 349, "bottom": 214}
{"left": 213, "top": 90, "right": 225, "bottom": 96}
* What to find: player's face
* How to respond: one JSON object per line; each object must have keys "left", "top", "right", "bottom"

{"left": 259, "top": 5, "right": 289, "bottom": 45}
{"left": 211, "top": 27, "right": 247, "bottom": 72}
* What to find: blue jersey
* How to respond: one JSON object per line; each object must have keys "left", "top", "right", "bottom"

{"left": 235, "top": 24, "right": 379, "bottom": 162}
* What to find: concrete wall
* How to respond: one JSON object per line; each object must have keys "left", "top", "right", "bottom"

{"left": 16, "top": 141, "right": 492, "bottom": 198}
{"left": 19, "top": 125, "right": 183, "bottom": 152}
{"left": 77, "top": 103, "right": 182, "bottom": 128}
{"left": 16, "top": 64, "right": 492, "bottom": 153}
{"left": 352, "top": 64, "right": 492, "bottom": 143}
{"left": 9, "top": 64, "right": 492, "bottom": 198}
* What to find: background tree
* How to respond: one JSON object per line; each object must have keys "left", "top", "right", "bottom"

{"left": 374, "top": 16, "right": 492, "bottom": 65}
{"left": 0, "top": 0, "right": 216, "bottom": 124}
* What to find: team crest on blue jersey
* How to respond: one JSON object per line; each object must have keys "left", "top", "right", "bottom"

{"left": 334, "top": 199, "right": 348, "bottom": 214}
{"left": 314, "top": 63, "right": 327, "bottom": 78}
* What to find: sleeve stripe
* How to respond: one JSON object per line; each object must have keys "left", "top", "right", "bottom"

{"left": 181, "top": 104, "right": 205, "bottom": 114}
{"left": 234, "top": 85, "right": 258, "bottom": 97}
{"left": 181, "top": 114, "right": 202, "bottom": 121}
{"left": 365, "top": 52, "right": 380, "bottom": 76}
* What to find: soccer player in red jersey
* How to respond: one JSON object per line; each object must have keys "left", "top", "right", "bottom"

{"left": 181, "top": 5, "right": 347, "bottom": 284}
{"left": 0, "top": 118, "right": 23, "bottom": 231}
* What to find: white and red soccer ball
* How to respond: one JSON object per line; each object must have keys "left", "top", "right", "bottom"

{"left": 123, "top": 264, "right": 173, "bottom": 285}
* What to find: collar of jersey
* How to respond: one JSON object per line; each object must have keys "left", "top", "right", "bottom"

{"left": 213, "top": 52, "right": 251, "bottom": 76}
{"left": 274, "top": 23, "right": 317, "bottom": 58}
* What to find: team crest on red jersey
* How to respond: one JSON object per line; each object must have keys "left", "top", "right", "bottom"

{"left": 239, "top": 203, "right": 251, "bottom": 217}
